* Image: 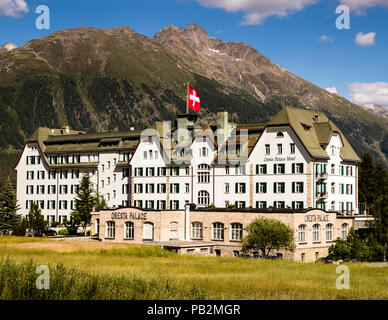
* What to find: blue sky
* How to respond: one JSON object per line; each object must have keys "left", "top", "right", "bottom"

{"left": 1, "top": 0, "right": 387, "bottom": 106}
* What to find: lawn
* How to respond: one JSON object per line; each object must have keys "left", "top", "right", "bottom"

{"left": 0, "top": 236, "right": 387, "bottom": 300}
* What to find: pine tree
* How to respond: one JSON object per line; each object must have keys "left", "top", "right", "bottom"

{"left": 0, "top": 177, "right": 21, "bottom": 234}
{"left": 27, "top": 202, "right": 47, "bottom": 234}
{"left": 71, "top": 172, "right": 98, "bottom": 235}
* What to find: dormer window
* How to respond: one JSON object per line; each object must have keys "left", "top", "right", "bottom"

{"left": 276, "top": 132, "right": 284, "bottom": 138}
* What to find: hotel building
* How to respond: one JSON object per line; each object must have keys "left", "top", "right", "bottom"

{"left": 15, "top": 107, "right": 361, "bottom": 223}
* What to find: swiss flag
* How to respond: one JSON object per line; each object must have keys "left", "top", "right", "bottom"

{"left": 188, "top": 85, "right": 201, "bottom": 112}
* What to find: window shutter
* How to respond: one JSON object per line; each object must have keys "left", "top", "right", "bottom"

{"left": 176, "top": 168, "right": 180, "bottom": 176}
{"left": 177, "top": 184, "right": 180, "bottom": 193}
{"left": 235, "top": 201, "right": 238, "bottom": 207}
{"left": 292, "top": 163, "right": 295, "bottom": 174}
{"left": 256, "top": 183, "right": 259, "bottom": 193}
{"left": 170, "top": 184, "right": 173, "bottom": 193}
{"left": 169, "top": 200, "right": 172, "bottom": 209}
{"left": 263, "top": 183, "right": 267, "bottom": 193}
{"left": 292, "top": 182, "right": 295, "bottom": 193}
{"left": 242, "top": 183, "right": 246, "bottom": 193}
{"left": 341, "top": 166, "right": 344, "bottom": 175}
{"left": 341, "top": 184, "right": 344, "bottom": 194}
{"left": 235, "top": 183, "right": 238, "bottom": 193}
{"left": 350, "top": 184, "right": 353, "bottom": 194}
{"left": 146, "top": 184, "right": 149, "bottom": 193}
{"left": 157, "top": 184, "right": 160, "bottom": 193}
{"left": 273, "top": 182, "right": 277, "bottom": 193}
{"left": 256, "top": 201, "right": 259, "bottom": 208}
{"left": 292, "top": 201, "right": 295, "bottom": 209}
{"left": 273, "top": 164, "right": 277, "bottom": 174}
{"left": 301, "top": 182, "right": 304, "bottom": 193}
{"left": 263, "top": 201, "right": 267, "bottom": 208}
{"left": 350, "top": 167, "right": 353, "bottom": 176}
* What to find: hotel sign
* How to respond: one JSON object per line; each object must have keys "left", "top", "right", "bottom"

{"left": 264, "top": 156, "right": 296, "bottom": 162}
{"left": 111, "top": 211, "right": 147, "bottom": 220}
{"left": 304, "top": 214, "right": 329, "bottom": 223}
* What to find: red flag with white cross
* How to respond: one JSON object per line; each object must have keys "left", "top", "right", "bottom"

{"left": 187, "top": 84, "right": 201, "bottom": 112}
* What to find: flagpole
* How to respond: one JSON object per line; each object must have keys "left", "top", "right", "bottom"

{"left": 186, "top": 82, "right": 189, "bottom": 114}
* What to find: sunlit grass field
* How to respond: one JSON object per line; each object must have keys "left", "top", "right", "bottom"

{"left": 0, "top": 236, "right": 387, "bottom": 300}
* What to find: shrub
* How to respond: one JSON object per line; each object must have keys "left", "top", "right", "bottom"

{"left": 58, "top": 229, "right": 69, "bottom": 236}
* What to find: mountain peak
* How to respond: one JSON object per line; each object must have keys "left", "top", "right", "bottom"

{"left": 0, "top": 42, "right": 17, "bottom": 52}
{"left": 184, "top": 24, "right": 208, "bottom": 35}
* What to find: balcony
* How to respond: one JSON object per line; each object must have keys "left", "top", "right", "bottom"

{"left": 315, "top": 192, "right": 328, "bottom": 199}
{"left": 315, "top": 172, "right": 328, "bottom": 180}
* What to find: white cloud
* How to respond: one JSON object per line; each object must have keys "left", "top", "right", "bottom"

{"left": 195, "top": 0, "right": 317, "bottom": 25}
{"left": 318, "top": 35, "right": 333, "bottom": 43}
{"left": 0, "top": 0, "right": 28, "bottom": 17}
{"left": 355, "top": 32, "right": 376, "bottom": 46}
{"left": 326, "top": 87, "right": 338, "bottom": 94}
{"left": 348, "top": 82, "right": 388, "bottom": 107}
{"left": 340, "top": 0, "right": 388, "bottom": 14}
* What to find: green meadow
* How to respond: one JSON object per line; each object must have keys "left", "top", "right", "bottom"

{"left": 0, "top": 236, "right": 386, "bottom": 300}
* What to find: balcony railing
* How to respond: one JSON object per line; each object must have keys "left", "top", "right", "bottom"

{"left": 315, "top": 172, "right": 328, "bottom": 179}
{"left": 315, "top": 192, "right": 328, "bottom": 199}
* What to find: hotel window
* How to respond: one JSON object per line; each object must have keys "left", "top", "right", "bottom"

{"left": 235, "top": 183, "right": 246, "bottom": 194}
{"left": 331, "top": 164, "right": 335, "bottom": 174}
{"left": 292, "top": 163, "right": 304, "bottom": 174}
{"left": 198, "top": 164, "right": 210, "bottom": 183}
{"left": 113, "top": 174, "right": 116, "bottom": 182}
{"left": 326, "top": 224, "right": 333, "bottom": 242}
{"left": 331, "top": 201, "right": 335, "bottom": 211}
{"left": 225, "top": 166, "right": 230, "bottom": 175}
{"left": 277, "top": 132, "right": 284, "bottom": 138}
{"left": 146, "top": 184, "right": 155, "bottom": 194}
{"left": 256, "top": 182, "right": 267, "bottom": 194}
{"left": 274, "top": 201, "right": 285, "bottom": 209}
{"left": 107, "top": 161, "right": 111, "bottom": 169}
{"left": 331, "top": 183, "right": 335, "bottom": 194}
{"left": 157, "top": 200, "right": 166, "bottom": 210}
{"left": 212, "top": 222, "right": 224, "bottom": 241}
{"left": 149, "top": 150, "right": 153, "bottom": 159}
{"left": 157, "top": 184, "right": 167, "bottom": 193}
{"left": 341, "top": 223, "right": 349, "bottom": 240}
{"left": 298, "top": 225, "right": 306, "bottom": 243}
{"left": 301, "top": 253, "right": 305, "bottom": 262}
{"left": 274, "top": 182, "right": 285, "bottom": 194}
{"left": 120, "top": 169, "right": 128, "bottom": 178}
{"left": 27, "top": 171, "right": 34, "bottom": 180}
{"left": 292, "top": 182, "right": 304, "bottom": 193}
{"left": 290, "top": 143, "right": 295, "bottom": 154}
{"left": 107, "top": 193, "right": 111, "bottom": 201}
{"left": 198, "top": 190, "right": 210, "bottom": 206}
{"left": 158, "top": 167, "right": 166, "bottom": 176}
{"left": 191, "top": 222, "right": 203, "bottom": 240}
{"left": 236, "top": 201, "right": 246, "bottom": 208}
{"left": 107, "top": 177, "right": 110, "bottom": 185}
{"left": 26, "top": 185, "right": 34, "bottom": 194}
{"left": 224, "top": 183, "right": 230, "bottom": 194}
{"left": 143, "top": 151, "right": 147, "bottom": 160}
{"left": 258, "top": 164, "right": 267, "bottom": 174}
{"left": 124, "top": 222, "right": 134, "bottom": 240}
{"left": 274, "top": 164, "right": 285, "bottom": 174}
{"left": 235, "top": 165, "right": 246, "bottom": 175}
{"left": 199, "top": 147, "right": 208, "bottom": 157}
{"left": 170, "top": 167, "right": 180, "bottom": 176}
{"left": 265, "top": 144, "right": 270, "bottom": 155}
{"left": 106, "top": 221, "right": 115, "bottom": 239}
{"left": 143, "top": 222, "right": 154, "bottom": 241}
{"left": 134, "top": 184, "right": 142, "bottom": 194}
{"left": 170, "top": 200, "right": 179, "bottom": 210}
{"left": 230, "top": 223, "right": 243, "bottom": 241}
{"left": 185, "top": 167, "right": 190, "bottom": 175}
{"left": 256, "top": 201, "right": 267, "bottom": 208}
{"left": 101, "top": 180, "right": 104, "bottom": 188}
{"left": 170, "top": 183, "right": 179, "bottom": 194}
{"left": 185, "top": 183, "right": 190, "bottom": 194}
{"left": 146, "top": 200, "right": 155, "bottom": 209}
{"left": 313, "top": 224, "right": 320, "bottom": 242}
{"left": 277, "top": 144, "right": 283, "bottom": 155}
{"left": 113, "top": 190, "right": 116, "bottom": 199}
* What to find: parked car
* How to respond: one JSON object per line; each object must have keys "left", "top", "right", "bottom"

{"left": 315, "top": 257, "right": 333, "bottom": 264}
{"left": 34, "top": 227, "right": 58, "bottom": 237}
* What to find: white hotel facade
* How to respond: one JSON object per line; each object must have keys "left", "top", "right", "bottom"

{"left": 15, "top": 107, "right": 360, "bottom": 223}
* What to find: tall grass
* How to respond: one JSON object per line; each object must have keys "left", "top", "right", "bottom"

{"left": 1, "top": 238, "right": 387, "bottom": 300}
{"left": 0, "top": 258, "right": 205, "bottom": 300}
